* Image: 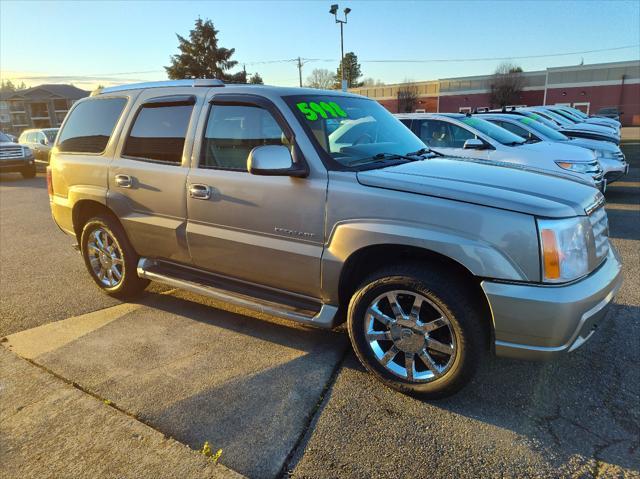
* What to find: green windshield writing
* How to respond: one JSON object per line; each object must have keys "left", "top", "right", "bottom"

{"left": 297, "top": 101, "right": 348, "bottom": 121}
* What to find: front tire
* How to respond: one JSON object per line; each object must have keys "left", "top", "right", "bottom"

{"left": 80, "top": 215, "right": 149, "bottom": 299}
{"left": 347, "top": 265, "right": 485, "bottom": 399}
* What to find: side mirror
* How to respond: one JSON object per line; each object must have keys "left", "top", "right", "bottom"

{"left": 463, "top": 138, "right": 485, "bottom": 150}
{"left": 247, "top": 145, "right": 308, "bottom": 177}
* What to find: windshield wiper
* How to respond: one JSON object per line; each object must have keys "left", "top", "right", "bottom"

{"left": 524, "top": 138, "right": 541, "bottom": 144}
{"left": 505, "top": 141, "right": 526, "bottom": 146}
{"left": 405, "top": 147, "right": 443, "bottom": 157}
{"left": 349, "top": 152, "right": 422, "bottom": 167}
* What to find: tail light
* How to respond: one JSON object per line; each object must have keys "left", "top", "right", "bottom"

{"left": 46, "top": 166, "right": 53, "bottom": 196}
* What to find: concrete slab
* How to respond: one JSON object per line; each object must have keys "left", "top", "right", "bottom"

{"left": 0, "top": 347, "right": 241, "bottom": 479}
{"left": 4, "top": 292, "right": 349, "bottom": 478}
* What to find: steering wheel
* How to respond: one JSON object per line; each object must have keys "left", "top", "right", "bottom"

{"left": 353, "top": 133, "right": 374, "bottom": 145}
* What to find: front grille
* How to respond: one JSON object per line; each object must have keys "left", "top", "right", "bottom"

{"left": 0, "top": 146, "right": 24, "bottom": 160}
{"left": 589, "top": 206, "right": 609, "bottom": 262}
{"left": 586, "top": 161, "right": 603, "bottom": 182}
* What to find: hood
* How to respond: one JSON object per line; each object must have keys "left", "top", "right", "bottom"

{"left": 562, "top": 122, "right": 618, "bottom": 137}
{"left": 0, "top": 141, "right": 20, "bottom": 147}
{"left": 518, "top": 140, "right": 595, "bottom": 162}
{"left": 566, "top": 137, "right": 620, "bottom": 153}
{"left": 357, "top": 157, "right": 601, "bottom": 218}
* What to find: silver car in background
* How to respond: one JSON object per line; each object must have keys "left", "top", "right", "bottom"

{"left": 396, "top": 113, "right": 604, "bottom": 190}
{"left": 479, "top": 113, "right": 628, "bottom": 184}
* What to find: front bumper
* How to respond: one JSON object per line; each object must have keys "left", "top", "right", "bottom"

{"left": 599, "top": 157, "right": 629, "bottom": 185}
{"left": 482, "top": 246, "right": 623, "bottom": 360}
{"left": 0, "top": 157, "right": 34, "bottom": 173}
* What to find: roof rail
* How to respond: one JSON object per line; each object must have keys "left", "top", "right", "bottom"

{"left": 93, "top": 79, "right": 224, "bottom": 96}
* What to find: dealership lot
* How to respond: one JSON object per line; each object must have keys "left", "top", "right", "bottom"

{"left": 1, "top": 145, "right": 638, "bottom": 478}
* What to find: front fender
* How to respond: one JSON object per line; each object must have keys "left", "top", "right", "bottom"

{"left": 321, "top": 218, "right": 536, "bottom": 304}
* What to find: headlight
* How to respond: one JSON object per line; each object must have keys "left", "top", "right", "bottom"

{"left": 555, "top": 161, "right": 592, "bottom": 173}
{"left": 538, "top": 217, "right": 590, "bottom": 283}
{"left": 22, "top": 146, "right": 33, "bottom": 157}
{"left": 594, "top": 150, "right": 615, "bottom": 159}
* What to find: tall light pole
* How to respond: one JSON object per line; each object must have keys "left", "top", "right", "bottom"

{"left": 330, "top": 4, "right": 351, "bottom": 92}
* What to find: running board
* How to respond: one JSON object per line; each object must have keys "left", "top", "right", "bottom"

{"left": 136, "top": 258, "right": 338, "bottom": 329}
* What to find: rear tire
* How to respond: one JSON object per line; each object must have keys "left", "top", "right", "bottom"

{"left": 80, "top": 215, "right": 149, "bottom": 299}
{"left": 347, "top": 264, "right": 485, "bottom": 399}
{"left": 21, "top": 164, "right": 36, "bottom": 179}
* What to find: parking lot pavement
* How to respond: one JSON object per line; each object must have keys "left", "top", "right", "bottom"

{"left": 0, "top": 346, "right": 241, "bottom": 479}
{"left": 1, "top": 144, "right": 638, "bottom": 479}
{"left": 0, "top": 174, "right": 169, "bottom": 337}
{"left": 3, "top": 290, "right": 348, "bottom": 478}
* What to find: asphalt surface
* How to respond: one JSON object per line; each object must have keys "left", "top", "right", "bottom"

{"left": 1, "top": 144, "right": 638, "bottom": 478}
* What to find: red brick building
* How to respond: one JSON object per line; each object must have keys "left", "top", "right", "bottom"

{"left": 349, "top": 60, "right": 640, "bottom": 126}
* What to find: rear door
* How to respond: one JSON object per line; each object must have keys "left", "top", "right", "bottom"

{"left": 185, "top": 94, "right": 326, "bottom": 297}
{"left": 108, "top": 90, "right": 201, "bottom": 263}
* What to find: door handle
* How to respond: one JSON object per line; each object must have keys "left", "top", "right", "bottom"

{"left": 189, "top": 183, "right": 211, "bottom": 200}
{"left": 115, "top": 174, "right": 133, "bottom": 188}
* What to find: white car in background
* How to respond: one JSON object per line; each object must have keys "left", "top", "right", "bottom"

{"left": 479, "top": 112, "right": 629, "bottom": 185}
{"left": 522, "top": 107, "right": 619, "bottom": 144}
{"left": 552, "top": 105, "right": 621, "bottom": 131}
{"left": 396, "top": 113, "right": 604, "bottom": 190}
{"left": 547, "top": 105, "right": 621, "bottom": 134}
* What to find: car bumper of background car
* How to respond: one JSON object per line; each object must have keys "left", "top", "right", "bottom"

{"left": 599, "top": 157, "right": 629, "bottom": 184}
{"left": 0, "top": 157, "right": 34, "bottom": 172}
{"left": 481, "top": 246, "right": 623, "bottom": 361}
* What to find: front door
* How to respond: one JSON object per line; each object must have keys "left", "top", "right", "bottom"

{"left": 108, "top": 91, "right": 199, "bottom": 263}
{"left": 185, "top": 96, "right": 326, "bottom": 298}
{"left": 414, "top": 119, "right": 489, "bottom": 160}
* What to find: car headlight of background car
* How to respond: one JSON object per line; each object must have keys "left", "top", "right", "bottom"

{"left": 537, "top": 217, "right": 591, "bottom": 283}
{"left": 555, "top": 161, "right": 593, "bottom": 173}
{"left": 594, "top": 149, "right": 617, "bottom": 159}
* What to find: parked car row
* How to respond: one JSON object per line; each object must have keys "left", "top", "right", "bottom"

{"left": 47, "top": 80, "right": 622, "bottom": 398}
{"left": 18, "top": 128, "right": 59, "bottom": 165}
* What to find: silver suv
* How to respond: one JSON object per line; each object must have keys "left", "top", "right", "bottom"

{"left": 48, "top": 80, "right": 623, "bottom": 398}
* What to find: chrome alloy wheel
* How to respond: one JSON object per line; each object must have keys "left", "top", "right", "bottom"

{"left": 365, "top": 290, "right": 457, "bottom": 382}
{"left": 87, "top": 227, "right": 124, "bottom": 288}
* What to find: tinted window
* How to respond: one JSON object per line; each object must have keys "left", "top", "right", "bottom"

{"left": 0, "top": 132, "right": 11, "bottom": 142}
{"left": 201, "top": 104, "right": 288, "bottom": 170}
{"left": 123, "top": 103, "right": 194, "bottom": 163}
{"left": 492, "top": 120, "right": 531, "bottom": 138}
{"left": 57, "top": 98, "right": 126, "bottom": 153}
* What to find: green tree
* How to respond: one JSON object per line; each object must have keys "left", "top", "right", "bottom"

{"left": 335, "top": 52, "right": 363, "bottom": 89}
{"left": 165, "top": 18, "right": 242, "bottom": 82}
{"left": 248, "top": 72, "right": 264, "bottom": 84}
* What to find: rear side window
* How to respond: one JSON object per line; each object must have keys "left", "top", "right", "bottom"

{"left": 57, "top": 98, "right": 126, "bottom": 153}
{"left": 122, "top": 100, "right": 194, "bottom": 164}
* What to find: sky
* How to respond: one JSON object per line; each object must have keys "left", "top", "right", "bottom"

{"left": 1, "top": 0, "right": 639, "bottom": 91}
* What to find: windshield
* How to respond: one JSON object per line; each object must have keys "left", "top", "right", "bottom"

{"left": 534, "top": 109, "right": 573, "bottom": 126}
{"left": 550, "top": 108, "right": 581, "bottom": 123}
{"left": 516, "top": 116, "right": 568, "bottom": 141}
{"left": 43, "top": 129, "right": 58, "bottom": 143}
{"left": 460, "top": 116, "right": 525, "bottom": 145}
{"left": 563, "top": 106, "right": 588, "bottom": 119}
{"left": 285, "top": 95, "right": 425, "bottom": 167}
{"left": 0, "top": 132, "right": 11, "bottom": 142}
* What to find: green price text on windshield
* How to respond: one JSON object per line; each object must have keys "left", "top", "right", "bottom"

{"left": 297, "top": 101, "right": 348, "bottom": 121}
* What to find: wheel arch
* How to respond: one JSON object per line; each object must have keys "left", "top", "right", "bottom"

{"left": 335, "top": 243, "right": 494, "bottom": 350}
{"left": 72, "top": 199, "right": 122, "bottom": 243}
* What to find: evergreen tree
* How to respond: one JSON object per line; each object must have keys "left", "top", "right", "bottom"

{"left": 335, "top": 52, "right": 363, "bottom": 88}
{"left": 165, "top": 18, "right": 242, "bottom": 82}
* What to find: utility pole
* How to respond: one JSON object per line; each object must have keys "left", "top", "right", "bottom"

{"left": 297, "top": 57, "right": 303, "bottom": 87}
{"left": 329, "top": 4, "right": 351, "bottom": 92}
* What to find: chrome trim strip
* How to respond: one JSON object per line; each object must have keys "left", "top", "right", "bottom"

{"left": 136, "top": 258, "right": 338, "bottom": 329}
